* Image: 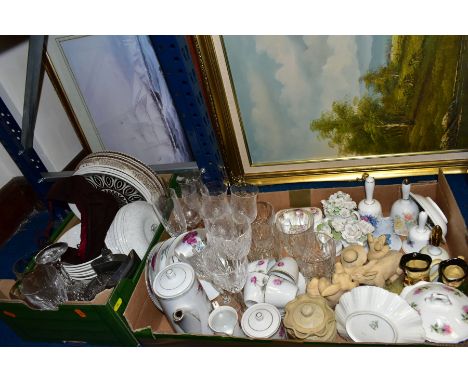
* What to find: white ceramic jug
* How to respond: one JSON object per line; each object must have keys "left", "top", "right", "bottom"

{"left": 153, "top": 262, "right": 213, "bottom": 335}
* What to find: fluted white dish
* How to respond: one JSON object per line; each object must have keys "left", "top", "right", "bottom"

{"left": 335, "top": 286, "right": 425, "bottom": 343}
{"left": 105, "top": 201, "right": 160, "bottom": 259}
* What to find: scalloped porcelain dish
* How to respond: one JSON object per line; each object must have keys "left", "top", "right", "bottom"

{"left": 335, "top": 286, "right": 425, "bottom": 343}
{"left": 105, "top": 201, "right": 159, "bottom": 259}
{"left": 400, "top": 281, "right": 468, "bottom": 344}
{"left": 409, "top": 193, "right": 448, "bottom": 238}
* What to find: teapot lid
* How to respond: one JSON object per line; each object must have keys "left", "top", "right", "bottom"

{"left": 241, "top": 303, "right": 281, "bottom": 339}
{"left": 153, "top": 262, "right": 195, "bottom": 299}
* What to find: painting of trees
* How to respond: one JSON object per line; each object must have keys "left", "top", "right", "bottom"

{"left": 311, "top": 95, "right": 412, "bottom": 156}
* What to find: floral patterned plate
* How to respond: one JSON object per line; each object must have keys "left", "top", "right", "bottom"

{"left": 400, "top": 281, "right": 468, "bottom": 344}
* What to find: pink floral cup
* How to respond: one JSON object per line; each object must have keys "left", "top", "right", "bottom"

{"left": 243, "top": 272, "right": 269, "bottom": 307}
{"left": 247, "top": 258, "right": 276, "bottom": 274}
{"left": 264, "top": 275, "right": 298, "bottom": 309}
{"left": 268, "top": 257, "right": 299, "bottom": 284}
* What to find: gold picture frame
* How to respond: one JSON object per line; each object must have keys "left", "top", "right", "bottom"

{"left": 194, "top": 35, "right": 468, "bottom": 185}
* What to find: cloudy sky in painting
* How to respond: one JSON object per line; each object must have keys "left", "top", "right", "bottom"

{"left": 223, "top": 35, "right": 391, "bottom": 163}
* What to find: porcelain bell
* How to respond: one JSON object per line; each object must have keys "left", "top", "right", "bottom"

{"left": 403, "top": 211, "right": 431, "bottom": 253}
{"left": 358, "top": 176, "right": 382, "bottom": 225}
{"left": 390, "top": 179, "right": 419, "bottom": 236}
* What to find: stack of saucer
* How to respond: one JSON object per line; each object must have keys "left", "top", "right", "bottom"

{"left": 56, "top": 224, "right": 99, "bottom": 280}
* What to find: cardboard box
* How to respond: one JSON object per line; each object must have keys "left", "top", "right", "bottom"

{"left": 0, "top": 214, "right": 164, "bottom": 346}
{"left": 123, "top": 172, "right": 468, "bottom": 346}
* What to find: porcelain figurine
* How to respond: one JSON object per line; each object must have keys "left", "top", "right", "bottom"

{"left": 307, "top": 263, "right": 358, "bottom": 307}
{"left": 340, "top": 244, "right": 368, "bottom": 270}
{"left": 358, "top": 176, "right": 382, "bottom": 226}
{"left": 153, "top": 262, "right": 213, "bottom": 335}
{"left": 420, "top": 226, "right": 449, "bottom": 281}
{"left": 402, "top": 211, "right": 431, "bottom": 253}
{"left": 367, "top": 234, "right": 390, "bottom": 261}
{"left": 350, "top": 250, "right": 404, "bottom": 288}
{"left": 390, "top": 179, "right": 419, "bottom": 236}
{"left": 283, "top": 294, "right": 336, "bottom": 342}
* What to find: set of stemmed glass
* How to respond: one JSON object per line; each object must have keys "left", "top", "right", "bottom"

{"left": 152, "top": 174, "right": 336, "bottom": 305}
{"left": 151, "top": 174, "right": 261, "bottom": 299}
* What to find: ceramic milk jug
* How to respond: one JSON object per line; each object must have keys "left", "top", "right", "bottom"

{"left": 420, "top": 225, "right": 449, "bottom": 281}
{"left": 390, "top": 179, "right": 419, "bottom": 236}
{"left": 153, "top": 262, "right": 213, "bottom": 335}
{"left": 403, "top": 211, "right": 431, "bottom": 253}
{"left": 358, "top": 176, "right": 382, "bottom": 224}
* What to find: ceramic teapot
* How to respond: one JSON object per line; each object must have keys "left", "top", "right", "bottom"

{"left": 358, "top": 176, "right": 382, "bottom": 224}
{"left": 390, "top": 179, "right": 419, "bottom": 236}
{"left": 153, "top": 262, "right": 213, "bottom": 335}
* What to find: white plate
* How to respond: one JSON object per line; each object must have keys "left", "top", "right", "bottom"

{"left": 335, "top": 286, "right": 425, "bottom": 343}
{"left": 160, "top": 232, "right": 220, "bottom": 300}
{"left": 401, "top": 281, "right": 468, "bottom": 344}
{"left": 105, "top": 201, "right": 159, "bottom": 258}
{"left": 373, "top": 217, "right": 394, "bottom": 236}
{"left": 402, "top": 239, "right": 426, "bottom": 254}
{"left": 70, "top": 152, "right": 165, "bottom": 218}
{"left": 57, "top": 224, "right": 81, "bottom": 248}
{"left": 145, "top": 241, "right": 167, "bottom": 311}
{"left": 410, "top": 193, "right": 447, "bottom": 237}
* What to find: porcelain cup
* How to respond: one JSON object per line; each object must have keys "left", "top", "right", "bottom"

{"left": 264, "top": 274, "right": 298, "bottom": 309}
{"left": 244, "top": 272, "right": 269, "bottom": 307}
{"left": 208, "top": 305, "right": 244, "bottom": 337}
{"left": 268, "top": 257, "right": 299, "bottom": 284}
{"left": 247, "top": 258, "right": 276, "bottom": 274}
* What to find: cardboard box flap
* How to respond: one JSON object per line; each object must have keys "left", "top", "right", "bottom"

{"left": 437, "top": 171, "right": 468, "bottom": 258}
{"left": 123, "top": 268, "right": 174, "bottom": 334}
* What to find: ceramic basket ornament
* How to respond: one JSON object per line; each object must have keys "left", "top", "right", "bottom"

{"left": 318, "top": 191, "right": 374, "bottom": 246}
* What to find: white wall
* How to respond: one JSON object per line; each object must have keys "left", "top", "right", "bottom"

{"left": 0, "top": 142, "right": 21, "bottom": 188}
{"left": 0, "top": 37, "right": 83, "bottom": 178}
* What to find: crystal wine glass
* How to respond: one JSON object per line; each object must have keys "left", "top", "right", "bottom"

{"left": 230, "top": 183, "right": 259, "bottom": 224}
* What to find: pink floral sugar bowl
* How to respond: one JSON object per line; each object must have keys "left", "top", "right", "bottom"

{"left": 400, "top": 281, "right": 468, "bottom": 344}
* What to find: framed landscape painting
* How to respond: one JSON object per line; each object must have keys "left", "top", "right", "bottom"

{"left": 195, "top": 35, "right": 468, "bottom": 184}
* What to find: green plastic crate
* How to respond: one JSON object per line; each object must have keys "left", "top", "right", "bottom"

{"left": 0, "top": 207, "right": 165, "bottom": 346}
